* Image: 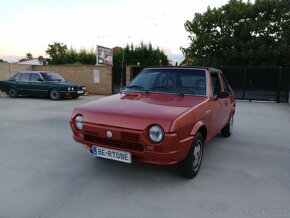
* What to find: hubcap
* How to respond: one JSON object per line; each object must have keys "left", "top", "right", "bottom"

{"left": 193, "top": 140, "right": 202, "bottom": 171}
{"left": 51, "top": 91, "right": 59, "bottom": 99}
{"left": 9, "top": 89, "right": 15, "bottom": 96}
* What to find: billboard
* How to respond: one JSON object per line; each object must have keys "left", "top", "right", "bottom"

{"left": 96, "top": 45, "right": 113, "bottom": 65}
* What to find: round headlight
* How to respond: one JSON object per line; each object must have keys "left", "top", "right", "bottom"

{"left": 71, "top": 87, "right": 74, "bottom": 91}
{"left": 68, "top": 87, "right": 71, "bottom": 91}
{"left": 75, "top": 115, "right": 83, "bottom": 130}
{"left": 149, "top": 125, "right": 164, "bottom": 143}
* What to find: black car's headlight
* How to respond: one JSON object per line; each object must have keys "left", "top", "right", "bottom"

{"left": 148, "top": 125, "right": 164, "bottom": 143}
{"left": 75, "top": 115, "right": 83, "bottom": 130}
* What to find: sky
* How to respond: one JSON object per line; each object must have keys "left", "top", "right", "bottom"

{"left": 0, "top": 0, "right": 230, "bottom": 62}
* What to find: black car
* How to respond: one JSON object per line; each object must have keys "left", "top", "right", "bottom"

{"left": 0, "top": 71, "right": 86, "bottom": 100}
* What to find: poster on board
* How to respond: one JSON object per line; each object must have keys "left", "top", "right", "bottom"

{"left": 96, "top": 45, "right": 113, "bottom": 65}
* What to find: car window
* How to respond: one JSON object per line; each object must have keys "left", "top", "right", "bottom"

{"left": 220, "top": 74, "right": 230, "bottom": 92}
{"left": 30, "top": 73, "right": 41, "bottom": 82}
{"left": 126, "top": 69, "right": 206, "bottom": 96}
{"left": 10, "top": 72, "right": 20, "bottom": 80}
{"left": 180, "top": 75, "right": 206, "bottom": 95}
{"left": 19, "top": 73, "right": 30, "bottom": 81}
{"left": 41, "top": 72, "right": 65, "bottom": 82}
{"left": 211, "top": 73, "right": 222, "bottom": 96}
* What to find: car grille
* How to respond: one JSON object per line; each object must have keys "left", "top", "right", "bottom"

{"left": 84, "top": 134, "right": 144, "bottom": 151}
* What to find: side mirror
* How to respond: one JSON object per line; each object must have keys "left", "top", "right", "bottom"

{"left": 216, "top": 91, "right": 230, "bottom": 99}
{"left": 38, "top": 78, "right": 43, "bottom": 82}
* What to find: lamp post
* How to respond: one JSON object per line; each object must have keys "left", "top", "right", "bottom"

{"left": 120, "top": 36, "right": 130, "bottom": 92}
{"left": 120, "top": 48, "right": 125, "bottom": 92}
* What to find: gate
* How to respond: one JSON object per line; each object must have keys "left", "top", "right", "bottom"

{"left": 112, "top": 66, "right": 126, "bottom": 93}
{"left": 221, "top": 67, "right": 290, "bottom": 102}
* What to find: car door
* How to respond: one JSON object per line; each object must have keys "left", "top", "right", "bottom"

{"left": 220, "top": 73, "right": 233, "bottom": 122}
{"left": 30, "top": 73, "right": 47, "bottom": 96}
{"left": 16, "top": 73, "right": 31, "bottom": 95}
{"left": 208, "top": 72, "right": 228, "bottom": 137}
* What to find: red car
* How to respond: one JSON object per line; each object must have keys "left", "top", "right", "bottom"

{"left": 70, "top": 67, "right": 235, "bottom": 178}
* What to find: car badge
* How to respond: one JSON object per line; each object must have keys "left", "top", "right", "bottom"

{"left": 106, "top": 131, "right": 112, "bottom": 138}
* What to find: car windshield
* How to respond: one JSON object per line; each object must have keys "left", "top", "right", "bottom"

{"left": 125, "top": 68, "right": 207, "bottom": 96}
{"left": 10, "top": 72, "right": 20, "bottom": 81}
{"left": 40, "top": 72, "right": 65, "bottom": 82}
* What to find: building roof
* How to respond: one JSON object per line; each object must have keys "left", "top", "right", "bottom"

{"left": 17, "top": 58, "right": 42, "bottom": 65}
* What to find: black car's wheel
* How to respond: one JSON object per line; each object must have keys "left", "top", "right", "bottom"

{"left": 8, "top": 87, "right": 18, "bottom": 98}
{"left": 49, "top": 89, "right": 61, "bottom": 100}
{"left": 221, "top": 116, "right": 234, "bottom": 137}
{"left": 178, "top": 132, "right": 204, "bottom": 178}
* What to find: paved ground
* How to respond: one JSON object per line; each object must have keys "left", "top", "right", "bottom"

{"left": 0, "top": 95, "right": 289, "bottom": 218}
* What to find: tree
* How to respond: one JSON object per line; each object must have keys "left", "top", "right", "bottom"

{"left": 181, "top": 0, "right": 290, "bottom": 67}
{"left": 44, "top": 42, "right": 96, "bottom": 65}
{"left": 26, "top": 53, "right": 33, "bottom": 60}
{"left": 45, "top": 42, "right": 68, "bottom": 64}
{"left": 38, "top": 56, "right": 48, "bottom": 65}
{"left": 19, "top": 53, "right": 33, "bottom": 62}
{"left": 113, "top": 42, "right": 169, "bottom": 67}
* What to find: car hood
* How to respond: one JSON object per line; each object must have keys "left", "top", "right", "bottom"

{"left": 72, "top": 92, "right": 207, "bottom": 132}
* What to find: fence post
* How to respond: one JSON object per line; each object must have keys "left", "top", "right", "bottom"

{"left": 243, "top": 68, "right": 247, "bottom": 100}
{"left": 276, "top": 67, "right": 282, "bottom": 103}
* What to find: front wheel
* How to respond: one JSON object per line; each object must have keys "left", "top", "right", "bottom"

{"left": 178, "top": 132, "right": 204, "bottom": 178}
{"left": 49, "top": 89, "right": 61, "bottom": 100}
{"left": 8, "top": 87, "right": 18, "bottom": 98}
{"left": 221, "top": 116, "right": 234, "bottom": 137}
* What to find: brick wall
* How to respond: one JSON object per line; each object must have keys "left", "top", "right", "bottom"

{"left": 33, "top": 65, "right": 112, "bottom": 95}
{"left": 0, "top": 63, "right": 32, "bottom": 80}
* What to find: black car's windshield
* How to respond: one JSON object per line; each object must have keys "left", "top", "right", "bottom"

{"left": 40, "top": 72, "right": 65, "bottom": 82}
{"left": 125, "top": 68, "right": 206, "bottom": 96}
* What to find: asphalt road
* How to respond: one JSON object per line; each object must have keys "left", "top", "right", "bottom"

{"left": 0, "top": 95, "right": 289, "bottom": 218}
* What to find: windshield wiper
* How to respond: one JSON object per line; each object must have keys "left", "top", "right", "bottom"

{"left": 126, "top": 85, "right": 145, "bottom": 90}
{"left": 126, "top": 85, "right": 149, "bottom": 93}
{"left": 150, "top": 86, "right": 172, "bottom": 91}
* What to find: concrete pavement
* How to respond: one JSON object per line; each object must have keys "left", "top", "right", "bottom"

{"left": 0, "top": 95, "right": 289, "bottom": 218}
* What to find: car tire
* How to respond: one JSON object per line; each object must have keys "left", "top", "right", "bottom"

{"left": 49, "top": 89, "right": 61, "bottom": 100}
{"left": 221, "top": 116, "right": 234, "bottom": 137}
{"left": 8, "top": 87, "right": 18, "bottom": 98}
{"left": 178, "top": 132, "right": 204, "bottom": 178}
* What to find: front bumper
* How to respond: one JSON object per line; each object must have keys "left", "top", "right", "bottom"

{"left": 70, "top": 121, "right": 193, "bottom": 165}
{"left": 60, "top": 90, "right": 85, "bottom": 97}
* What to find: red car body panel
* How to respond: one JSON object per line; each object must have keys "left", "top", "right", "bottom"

{"left": 70, "top": 68, "right": 235, "bottom": 165}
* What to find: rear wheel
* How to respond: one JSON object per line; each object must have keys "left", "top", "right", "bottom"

{"left": 178, "top": 132, "right": 204, "bottom": 178}
{"left": 221, "top": 116, "right": 234, "bottom": 137}
{"left": 49, "top": 89, "right": 61, "bottom": 100}
{"left": 8, "top": 87, "right": 18, "bottom": 98}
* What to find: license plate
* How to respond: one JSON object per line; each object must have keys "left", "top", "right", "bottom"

{"left": 92, "top": 146, "right": 132, "bottom": 164}
{"left": 77, "top": 90, "right": 84, "bottom": 94}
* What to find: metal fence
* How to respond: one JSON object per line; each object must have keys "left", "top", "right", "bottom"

{"left": 129, "top": 66, "right": 290, "bottom": 103}
{"left": 221, "top": 67, "right": 290, "bottom": 102}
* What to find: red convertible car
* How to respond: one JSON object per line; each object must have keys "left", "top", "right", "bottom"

{"left": 70, "top": 67, "right": 235, "bottom": 178}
